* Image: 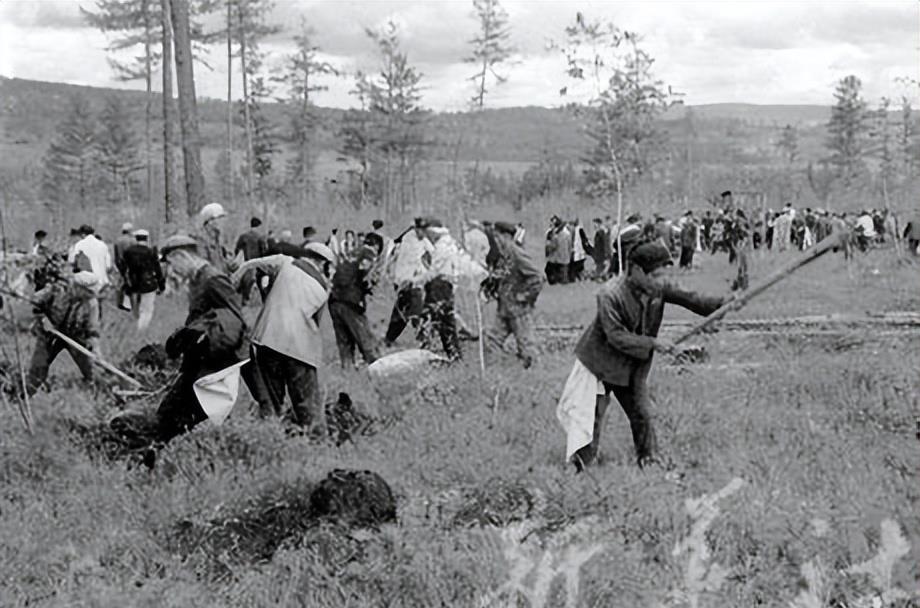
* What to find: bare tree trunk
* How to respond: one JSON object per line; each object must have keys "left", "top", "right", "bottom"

{"left": 143, "top": 0, "right": 153, "bottom": 211}
{"left": 170, "top": 0, "right": 206, "bottom": 217}
{"left": 239, "top": 3, "right": 254, "bottom": 206}
{"left": 226, "top": 0, "right": 233, "bottom": 208}
{"left": 161, "top": 0, "right": 176, "bottom": 226}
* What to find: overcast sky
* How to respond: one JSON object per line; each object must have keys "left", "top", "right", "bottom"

{"left": 1, "top": 0, "right": 918, "bottom": 111}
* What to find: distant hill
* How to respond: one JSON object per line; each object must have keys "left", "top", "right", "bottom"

{"left": 0, "top": 76, "right": 837, "bottom": 169}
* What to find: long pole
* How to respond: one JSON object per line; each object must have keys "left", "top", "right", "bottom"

{"left": 0, "top": 197, "right": 34, "bottom": 433}
{"left": 674, "top": 232, "right": 845, "bottom": 345}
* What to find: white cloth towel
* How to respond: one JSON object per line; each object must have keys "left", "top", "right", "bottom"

{"left": 193, "top": 359, "right": 249, "bottom": 426}
{"left": 555, "top": 359, "right": 605, "bottom": 462}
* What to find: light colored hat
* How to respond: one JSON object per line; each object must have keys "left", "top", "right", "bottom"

{"left": 133, "top": 229, "right": 150, "bottom": 239}
{"left": 72, "top": 271, "right": 100, "bottom": 289}
{"left": 121, "top": 222, "right": 134, "bottom": 233}
{"left": 199, "top": 202, "right": 227, "bottom": 224}
{"left": 160, "top": 234, "right": 199, "bottom": 257}
{"left": 303, "top": 242, "right": 336, "bottom": 264}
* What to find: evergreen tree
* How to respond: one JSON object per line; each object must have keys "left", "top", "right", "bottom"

{"left": 41, "top": 96, "right": 100, "bottom": 210}
{"left": 776, "top": 124, "right": 799, "bottom": 164}
{"left": 826, "top": 75, "right": 869, "bottom": 184}
{"left": 898, "top": 96, "right": 918, "bottom": 177}
{"left": 278, "top": 21, "right": 339, "bottom": 206}
{"left": 337, "top": 72, "right": 377, "bottom": 209}
{"left": 365, "top": 21, "right": 429, "bottom": 214}
{"left": 238, "top": 74, "right": 279, "bottom": 211}
{"left": 97, "top": 96, "right": 142, "bottom": 205}
{"left": 465, "top": 0, "right": 514, "bottom": 109}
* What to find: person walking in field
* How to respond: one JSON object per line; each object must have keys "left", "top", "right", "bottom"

{"left": 113, "top": 222, "right": 135, "bottom": 310}
{"left": 234, "top": 217, "right": 268, "bottom": 303}
{"left": 679, "top": 211, "right": 699, "bottom": 270}
{"left": 384, "top": 219, "right": 433, "bottom": 347}
{"left": 154, "top": 235, "right": 249, "bottom": 443}
{"left": 195, "top": 203, "right": 233, "bottom": 273}
{"left": 232, "top": 242, "right": 335, "bottom": 437}
{"left": 485, "top": 221, "right": 544, "bottom": 369}
{"left": 557, "top": 241, "right": 728, "bottom": 470}
{"left": 419, "top": 218, "right": 487, "bottom": 361}
{"left": 24, "top": 271, "right": 101, "bottom": 396}
{"left": 328, "top": 235, "right": 381, "bottom": 368}
{"left": 121, "top": 229, "right": 165, "bottom": 332}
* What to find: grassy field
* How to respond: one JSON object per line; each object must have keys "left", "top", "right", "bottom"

{"left": 1, "top": 246, "right": 918, "bottom": 607}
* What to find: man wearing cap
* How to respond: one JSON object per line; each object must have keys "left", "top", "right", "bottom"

{"left": 420, "top": 219, "right": 487, "bottom": 360}
{"left": 155, "top": 235, "right": 248, "bottom": 443}
{"left": 679, "top": 211, "right": 699, "bottom": 270}
{"left": 383, "top": 218, "right": 434, "bottom": 347}
{"left": 24, "top": 271, "right": 101, "bottom": 396}
{"left": 563, "top": 241, "right": 727, "bottom": 470}
{"left": 232, "top": 242, "right": 335, "bottom": 437}
{"left": 485, "top": 221, "right": 544, "bottom": 368}
{"left": 195, "top": 203, "right": 232, "bottom": 273}
{"left": 591, "top": 218, "right": 610, "bottom": 280}
{"left": 122, "top": 230, "right": 165, "bottom": 331}
{"left": 234, "top": 217, "right": 268, "bottom": 303}
{"left": 328, "top": 234, "right": 381, "bottom": 368}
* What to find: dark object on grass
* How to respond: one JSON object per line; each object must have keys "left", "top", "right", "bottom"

{"left": 452, "top": 478, "right": 536, "bottom": 528}
{"left": 309, "top": 469, "right": 397, "bottom": 527}
{"left": 325, "top": 392, "right": 373, "bottom": 446}
{"left": 133, "top": 343, "right": 168, "bottom": 369}
{"left": 66, "top": 411, "right": 158, "bottom": 467}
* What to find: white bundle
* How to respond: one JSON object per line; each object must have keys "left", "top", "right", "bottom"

{"left": 367, "top": 349, "right": 449, "bottom": 397}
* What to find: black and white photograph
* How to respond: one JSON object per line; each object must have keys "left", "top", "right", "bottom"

{"left": 0, "top": 0, "right": 918, "bottom": 605}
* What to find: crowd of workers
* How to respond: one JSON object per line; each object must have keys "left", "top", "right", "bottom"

{"left": 5, "top": 190, "right": 917, "bottom": 471}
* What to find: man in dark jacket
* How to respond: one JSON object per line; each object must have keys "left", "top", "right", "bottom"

{"left": 155, "top": 235, "right": 249, "bottom": 443}
{"left": 329, "top": 236, "right": 381, "bottom": 367}
{"left": 485, "top": 221, "right": 545, "bottom": 368}
{"left": 679, "top": 211, "right": 699, "bottom": 269}
{"left": 571, "top": 242, "right": 727, "bottom": 469}
{"left": 122, "top": 229, "right": 165, "bottom": 331}
{"left": 234, "top": 217, "right": 268, "bottom": 303}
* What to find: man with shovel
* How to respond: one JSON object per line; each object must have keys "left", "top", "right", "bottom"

{"left": 558, "top": 241, "right": 728, "bottom": 470}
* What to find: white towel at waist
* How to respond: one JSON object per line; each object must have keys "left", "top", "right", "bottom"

{"left": 555, "top": 359, "right": 605, "bottom": 462}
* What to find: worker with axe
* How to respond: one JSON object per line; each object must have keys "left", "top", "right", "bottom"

{"left": 24, "top": 270, "right": 102, "bottom": 396}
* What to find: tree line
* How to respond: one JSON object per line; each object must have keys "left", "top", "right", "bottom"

{"left": 35, "top": 0, "right": 918, "bottom": 228}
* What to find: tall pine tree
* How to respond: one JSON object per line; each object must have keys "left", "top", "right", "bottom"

{"left": 41, "top": 97, "right": 100, "bottom": 211}
{"left": 826, "top": 75, "right": 868, "bottom": 185}
{"left": 96, "top": 96, "right": 142, "bottom": 205}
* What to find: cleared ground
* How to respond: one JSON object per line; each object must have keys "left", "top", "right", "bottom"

{"left": 1, "top": 247, "right": 917, "bottom": 607}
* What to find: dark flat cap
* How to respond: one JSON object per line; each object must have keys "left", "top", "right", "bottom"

{"left": 629, "top": 242, "right": 673, "bottom": 273}
{"left": 414, "top": 216, "right": 442, "bottom": 229}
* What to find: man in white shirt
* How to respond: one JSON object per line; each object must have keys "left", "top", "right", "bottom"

{"left": 232, "top": 242, "right": 335, "bottom": 438}
{"left": 384, "top": 220, "right": 434, "bottom": 347}
{"left": 420, "top": 218, "right": 487, "bottom": 361}
{"left": 68, "top": 224, "right": 112, "bottom": 292}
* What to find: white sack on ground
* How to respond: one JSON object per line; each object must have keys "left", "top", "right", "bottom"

{"left": 193, "top": 359, "right": 249, "bottom": 425}
{"left": 368, "top": 349, "right": 449, "bottom": 397}
{"left": 556, "top": 359, "right": 605, "bottom": 462}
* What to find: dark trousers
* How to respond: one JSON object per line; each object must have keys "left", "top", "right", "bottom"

{"left": 154, "top": 365, "right": 208, "bottom": 443}
{"left": 237, "top": 268, "right": 257, "bottom": 303}
{"left": 679, "top": 246, "right": 695, "bottom": 269}
{"left": 545, "top": 262, "right": 569, "bottom": 285}
{"left": 26, "top": 333, "right": 94, "bottom": 396}
{"left": 384, "top": 285, "right": 424, "bottom": 344}
{"left": 573, "top": 381, "right": 658, "bottom": 468}
{"left": 247, "top": 344, "right": 323, "bottom": 430}
{"left": 421, "top": 278, "right": 460, "bottom": 360}
{"left": 571, "top": 259, "right": 586, "bottom": 281}
{"left": 329, "top": 300, "right": 379, "bottom": 367}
